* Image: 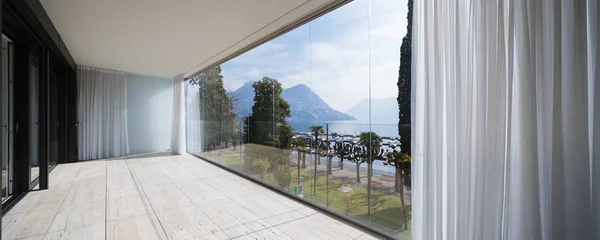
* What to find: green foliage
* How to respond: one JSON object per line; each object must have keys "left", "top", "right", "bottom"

{"left": 307, "top": 125, "right": 325, "bottom": 151}
{"left": 244, "top": 77, "right": 293, "bottom": 149}
{"left": 278, "top": 124, "right": 294, "bottom": 150}
{"left": 386, "top": 150, "right": 412, "bottom": 189}
{"left": 250, "top": 157, "right": 270, "bottom": 178}
{"left": 189, "top": 65, "right": 238, "bottom": 151}
{"left": 273, "top": 164, "right": 292, "bottom": 188}
{"left": 358, "top": 132, "right": 382, "bottom": 151}
{"left": 397, "top": 0, "right": 412, "bottom": 155}
{"left": 290, "top": 138, "right": 307, "bottom": 149}
{"left": 309, "top": 125, "right": 324, "bottom": 134}
{"left": 396, "top": 0, "right": 412, "bottom": 230}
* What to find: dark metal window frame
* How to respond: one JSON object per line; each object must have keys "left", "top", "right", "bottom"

{"left": 1, "top": 0, "right": 78, "bottom": 216}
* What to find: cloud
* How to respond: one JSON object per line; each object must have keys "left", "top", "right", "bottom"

{"left": 245, "top": 67, "right": 261, "bottom": 78}
{"left": 221, "top": 0, "right": 408, "bottom": 112}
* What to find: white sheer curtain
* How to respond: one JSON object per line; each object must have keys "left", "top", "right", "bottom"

{"left": 412, "top": 1, "right": 598, "bottom": 239}
{"left": 185, "top": 80, "right": 202, "bottom": 154}
{"left": 77, "top": 66, "right": 129, "bottom": 160}
{"left": 170, "top": 74, "right": 186, "bottom": 154}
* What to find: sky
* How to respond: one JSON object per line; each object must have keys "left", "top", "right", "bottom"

{"left": 219, "top": 0, "right": 408, "bottom": 112}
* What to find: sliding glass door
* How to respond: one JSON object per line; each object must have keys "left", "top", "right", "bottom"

{"left": 2, "top": 35, "right": 14, "bottom": 201}
{"left": 29, "top": 52, "right": 40, "bottom": 183}
{"left": 48, "top": 58, "right": 60, "bottom": 166}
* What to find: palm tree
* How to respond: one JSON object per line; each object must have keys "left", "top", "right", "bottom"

{"left": 357, "top": 132, "right": 383, "bottom": 182}
{"left": 358, "top": 131, "right": 382, "bottom": 153}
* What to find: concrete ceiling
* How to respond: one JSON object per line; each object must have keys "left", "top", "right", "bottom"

{"left": 39, "top": 0, "right": 337, "bottom": 79}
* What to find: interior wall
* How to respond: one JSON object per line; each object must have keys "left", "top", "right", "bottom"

{"left": 126, "top": 73, "right": 173, "bottom": 154}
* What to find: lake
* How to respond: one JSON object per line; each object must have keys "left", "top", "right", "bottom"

{"left": 289, "top": 120, "right": 399, "bottom": 138}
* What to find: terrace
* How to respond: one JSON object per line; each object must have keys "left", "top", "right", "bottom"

{"left": 2, "top": 153, "right": 381, "bottom": 240}
{"left": 1, "top": 0, "right": 413, "bottom": 239}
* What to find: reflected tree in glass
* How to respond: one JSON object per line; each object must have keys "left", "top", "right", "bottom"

{"left": 188, "top": 65, "right": 238, "bottom": 152}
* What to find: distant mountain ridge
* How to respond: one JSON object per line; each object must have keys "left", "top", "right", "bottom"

{"left": 345, "top": 97, "right": 398, "bottom": 124}
{"left": 230, "top": 83, "right": 355, "bottom": 122}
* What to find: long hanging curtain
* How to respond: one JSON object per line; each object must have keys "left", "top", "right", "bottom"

{"left": 185, "top": 79, "right": 202, "bottom": 154}
{"left": 412, "top": 1, "right": 598, "bottom": 239}
{"left": 77, "top": 66, "right": 129, "bottom": 160}
{"left": 170, "top": 74, "right": 186, "bottom": 154}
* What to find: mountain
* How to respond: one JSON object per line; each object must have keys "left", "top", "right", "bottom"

{"left": 282, "top": 84, "right": 355, "bottom": 122}
{"left": 229, "top": 82, "right": 255, "bottom": 116}
{"left": 345, "top": 97, "right": 399, "bottom": 124}
{"left": 230, "top": 83, "right": 355, "bottom": 123}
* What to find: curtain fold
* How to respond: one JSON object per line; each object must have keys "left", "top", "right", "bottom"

{"left": 77, "top": 66, "right": 129, "bottom": 160}
{"left": 170, "top": 74, "right": 186, "bottom": 154}
{"left": 412, "top": 1, "right": 598, "bottom": 239}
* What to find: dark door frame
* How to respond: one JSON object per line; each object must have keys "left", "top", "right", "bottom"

{"left": 1, "top": 0, "right": 77, "bottom": 215}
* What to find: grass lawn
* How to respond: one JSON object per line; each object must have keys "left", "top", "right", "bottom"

{"left": 288, "top": 170, "right": 412, "bottom": 238}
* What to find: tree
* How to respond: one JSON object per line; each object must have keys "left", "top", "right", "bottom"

{"left": 397, "top": 0, "right": 413, "bottom": 156}
{"left": 189, "top": 65, "right": 237, "bottom": 151}
{"left": 354, "top": 132, "right": 385, "bottom": 184}
{"left": 243, "top": 77, "right": 293, "bottom": 189}
{"left": 307, "top": 125, "right": 324, "bottom": 192}
{"left": 333, "top": 141, "right": 353, "bottom": 171}
{"left": 244, "top": 77, "right": 292, "bottom": 148}
{"left": 308, "top": 125, "right": 324, "bottom": 165}
{"left": 386, "top": 149, "right": 411, "bottom": 230}
{"left": 395, "top": 0, "right": 413, "bottom": 230}
{"left": 291, "top": 138, "right": 307, "bottom": 185}
{"left": 321, "top": 141, "right": 334, "bottom": 175}
{"left": 293, "top": 138, "right": 308, "bottom": 168}
{"left": 358, "top": 132, "right": 382, "bottom": 153}
{"left": 337, "top": 141, "right": 364, "bottom": 183}
{"left": 224, "top": 96, "right": 240, "bottom": 148}
{"left": 272, "top": 148, "right": 292, "bottom": 188}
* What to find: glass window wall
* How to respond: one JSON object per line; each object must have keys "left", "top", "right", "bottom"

{"left": 185, "top": 0, "right": 411, "bottom": 238}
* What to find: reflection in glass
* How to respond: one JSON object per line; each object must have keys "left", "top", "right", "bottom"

{"left": 2, "top": 36, "right": 14, "bottom": 200}
{"left": 30, "top": 58, "right": 40, "bottom": 183}
{"left": 48, "top": 70, "right": 59, "bottom": 166}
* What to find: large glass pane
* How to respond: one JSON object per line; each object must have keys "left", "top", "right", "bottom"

{"left": 218, "top": 60, "right": 243, "bottom": 172}
{"left": 30, "top": 56, "right": 40, "bottom": 183}
{"left": 188, "top": 66, "right": 231, "bottom": 163}
{"left": 242, "top": 43, "right": 276, "bottom": 184}
{"left": 370, "top": 0, "right": 411, "bottom": 238}
{"left": 2, "top": 37, "right": 14, "bottom": 200}
{"left": 310, "top": 0, "right": 371, "bottom": 224}
{"left": 183, "top": 0, "right": 411, "bottom": 238}
{"left": 48, "top": 68, "right": 59, "bottom": 166}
